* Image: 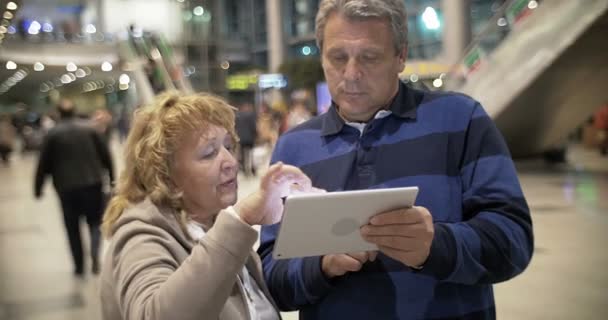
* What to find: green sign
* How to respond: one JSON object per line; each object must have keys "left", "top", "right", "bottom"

{"left": 506, "top": 0, "right": 532, "bottom": 25}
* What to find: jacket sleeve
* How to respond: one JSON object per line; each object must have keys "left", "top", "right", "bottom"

{"left": 419, "top": 103, "right": 534, "bottom": 284}
{"left": 110, "top": 211, "right": 257, "bottom": 320}
{"left": 91, "top": 130, "right": 115, "bottom": 184}
{"left": 34, "top": 135, "right": 52, "bottom": 197}
{"left": 257, "top": 138, "right": 334, "bottom": 311}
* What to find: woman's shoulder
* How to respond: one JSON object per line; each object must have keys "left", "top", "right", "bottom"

{"left": 110, "top": 198, "right": 187, "bottom": 248}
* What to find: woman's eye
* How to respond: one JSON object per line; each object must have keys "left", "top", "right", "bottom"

{"left": 201, "top": 148, "right": 218, "bottom": 159}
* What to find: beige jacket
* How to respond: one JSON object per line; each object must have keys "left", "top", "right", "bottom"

{"left": 99, "top": 198, "right": 280, "bottom": 320}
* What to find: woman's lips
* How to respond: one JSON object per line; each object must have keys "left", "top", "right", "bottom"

{"left": 219, "top": 178, "right": 237, "bottom": 190}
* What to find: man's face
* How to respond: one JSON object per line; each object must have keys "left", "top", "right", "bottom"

{"left": 321, "top": 13, "right": 406, "bottom": 122}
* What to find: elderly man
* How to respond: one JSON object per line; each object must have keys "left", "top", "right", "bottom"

{"left": 258, "top": 0, "right": 533, "bottom": 319}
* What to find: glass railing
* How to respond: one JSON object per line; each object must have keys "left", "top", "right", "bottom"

{"left": 443, "top": 0, "right": 544, "bottom": 90}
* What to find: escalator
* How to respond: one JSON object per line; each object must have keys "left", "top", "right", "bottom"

{"left": 118, "top": 29, "right": 193, "bottom": 105}
{"left": 445, "top": 0, "right": 608, "bottom": 158}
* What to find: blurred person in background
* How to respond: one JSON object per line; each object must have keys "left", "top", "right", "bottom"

{"left": 235, "top": 102, "right": 258, "bottom": 176}
{"left": 593, "top": 104, "right": 608, "bottom": 155}
{"left": 0, "top": 114, "right": 17, "bottom": 166}
{"left": 34, "top": 98, "right": 114, "bottom": 277}
{"left": 258, "top": 1, "right": 533, "bottom": 319}
{"left": 284, "top": 102, "right": 313, "bottom": 131}
{"left": 92, "top": 109, "right": 113, "bottom": 145}
{"left": 99, "top": 92, "right": 316, "bottom": 320}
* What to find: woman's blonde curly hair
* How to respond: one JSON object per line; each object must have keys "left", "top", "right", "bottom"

{"left": 101, "top": 91, "right": 238, "bottom": 237}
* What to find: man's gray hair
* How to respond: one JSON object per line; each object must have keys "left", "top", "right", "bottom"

{"left": 315, "top": 0, "right": 408, "bottom": 53}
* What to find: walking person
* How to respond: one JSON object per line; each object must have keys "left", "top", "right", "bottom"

{"left": 34, "top": 98, "right": 114, "bottom": 276}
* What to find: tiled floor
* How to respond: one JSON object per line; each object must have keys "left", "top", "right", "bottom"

{"left": 1, "top": 142, "right": 606, "bottom": 320}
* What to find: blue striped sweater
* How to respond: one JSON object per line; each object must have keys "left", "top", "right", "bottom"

{"left": 258, "top": 82, "right": 534, "bottom": 320}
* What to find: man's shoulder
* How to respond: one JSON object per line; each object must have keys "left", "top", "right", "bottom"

{"left": 282, "top": 113, "right": 326, "bottom": 138}
{"left": 417, "top": 88, "right": 479, "bottom": 110}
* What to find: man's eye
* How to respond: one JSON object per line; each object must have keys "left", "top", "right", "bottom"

{"left": 362, "top": 55, "right": 379, "bottom": 63}
{"left": 331, "top": 55, "right": 347, "bottom": 63}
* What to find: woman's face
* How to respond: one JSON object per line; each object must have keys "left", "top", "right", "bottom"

{"left": 172, "top": 125, "right": 238, "bottom": 223}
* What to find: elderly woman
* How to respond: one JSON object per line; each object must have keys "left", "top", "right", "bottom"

{"left": 100, "top": 92, "right": 312, "bottom": 320}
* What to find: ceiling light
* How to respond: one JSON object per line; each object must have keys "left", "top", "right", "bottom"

{"left": 101, "top": 62, "right": 112, "bottom": 72}
{"left": 6, "top": 61, "right": 16, "bottom": 70}
{"left": 119, "top": 74, "right": 130, "bottom": 85}
{"left": 75, "top": 68, "right": 86, "bottom": 78}
{"left": 66, "top": 62, "right": 77, "bottom": 72}
{"left": 34, "top": 62, "right": 45, "bottom": 71}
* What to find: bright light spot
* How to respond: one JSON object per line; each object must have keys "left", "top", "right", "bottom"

{"left": 0, "top": 26, "right": 6, "bottom": 33}
{"left": 67, "top": 73, "right": 76, "bottom": 81}
{"left": 409, "top": 74, "right": 419, "bottom": 83}
{"left": 177, "top": 0, "right": 185, "bottom": 2}
{"left": 220, "top": 61, "right": 230, "bottom": 70}
{"left": 119, "top": 83, "right": 129, "bottom": 91}
{"left": 7, "top": 25, "right": 15, "bottom": 34}
{"left": 119, "top": 74, "right": 130, "bottom": 85}
{"left": 432, "top": 78, "right": 443, "bottom": 88}
{"left": 34, "top": 62, "right": 45, "bottom": 71}
{"left": 66, "top": 62, "right": 77, "bottom": 72}
{"left": 6, "top": 61, "right": 16, "bottom": 70}
{"left": 193, "top": 6, "right": 204, "bottom": 16}
{"left": 101, "top": 62, "right": 113, "bottom": 72}
{"left": 301, "top": 46, "right": 311, "bottom": 55}
{"left": 497, "top": 17, "right": 507, "bottom": 27}
{"left": 150, "top": 48, "right": 161, "bottom": 60}
{"left": 42, "top": 22, "right": 53, "bottom": 32}
{"left": 528, "top": 1, "right": 538, "bottom": 9}
{"left": 61, "top": 74, "right": 72, "bottom": 84}
{"left": 6, "top": 2, "right": 17, "bottom": 11}
{"left": 28, "top": 20, "right": 41, "bottom": 35}
{"left": 422, "top": 7, "right": 440, "bottom": 30}
{"left": 3, "top": 11, "right": 13, "bottom": 20}
{"left": 75, "top": 69, "right": 86, "bottom": 78}
{"left": 85, "top": 24, "right": 96, "bottom": 34}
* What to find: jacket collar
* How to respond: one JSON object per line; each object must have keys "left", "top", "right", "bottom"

{"left": 320, "top": 81, "right": 418, "bottom": 136}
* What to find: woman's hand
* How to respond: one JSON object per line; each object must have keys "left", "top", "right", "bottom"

{"left": 234, "top": 162, "right": 316, "bottom": 225}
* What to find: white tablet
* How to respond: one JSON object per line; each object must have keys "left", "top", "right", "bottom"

{"left": 272, "top": 186, "right": 419, "bottom": 259}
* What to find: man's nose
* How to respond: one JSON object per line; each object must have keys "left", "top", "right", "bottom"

{"left": 343, "top": 59, "right": 362, "bottom": 81}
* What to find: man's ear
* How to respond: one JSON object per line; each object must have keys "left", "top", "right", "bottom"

{"left": 397, "top": 47, "right": 407, "bottom": 70}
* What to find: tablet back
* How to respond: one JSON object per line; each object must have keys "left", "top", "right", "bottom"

{"left": 273, "top": 186, "right": 419, "bottom": 259}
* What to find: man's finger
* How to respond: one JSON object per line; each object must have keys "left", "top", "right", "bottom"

{"left": 336, "top": 254, "right": 364, "bottom": 272}
{"left": 370, "top": 207, "right": 424, "bottom": 226}
{"left": 362, "top": 235, "right": 420, "bottom": 252}
{"left": 361, "top": 223, "right": 425, "bottom": 238}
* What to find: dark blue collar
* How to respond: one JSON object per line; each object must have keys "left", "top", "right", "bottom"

{"left": 321, "top": 81, "right": 419, "bottom": 137}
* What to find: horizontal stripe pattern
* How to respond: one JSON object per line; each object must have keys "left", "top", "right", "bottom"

{"left": 259, "top": 82, "right": 533, "bottom": 320}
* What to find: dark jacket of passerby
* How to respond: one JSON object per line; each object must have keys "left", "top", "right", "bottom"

{"left": 35, "top": 114, "right": 114, "bottom": 196}
{"left": 235, "top": 109, "right": 258, "bottom": 147}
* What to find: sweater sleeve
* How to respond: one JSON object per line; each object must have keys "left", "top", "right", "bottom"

{"left": 419, "top": 103, "right": 534, "bottom": 284}
{"left": 110, "top": 211, "right": 258, "bottom": 320}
